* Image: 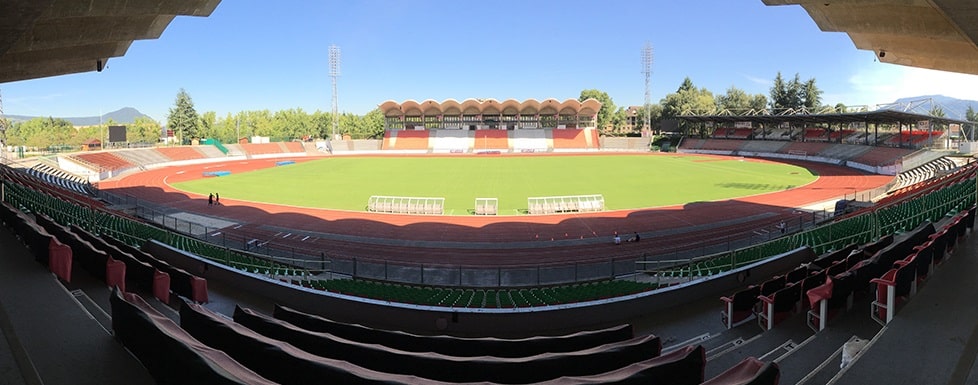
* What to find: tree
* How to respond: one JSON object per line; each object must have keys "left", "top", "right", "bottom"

{"left": 199, "top": 111, "right": 217, "bottom": 140}
{"left": 749, "top": 94, "right": 768, "bottom": 112}
{"left": 929, "top": 105, "right": 945, "bottom": 118}
{"left": 802, "top": 78, "right": 822, "bottom": 109}
{"left": 608, "top": 107, "right": 629, "bottom": 135}
{"left": 677, "top": 77, "right": 695, "bottom": 93}
{"left": 272, "top": 108, "right": 312, "bottom": 140}
{"left": 661, "top": 77, "right": 715, "bottom": 117}
{"left": 635, "top": 103, "right": 663, "bottom": 134}
{"left": 834, "top": 103, "right": 847, "bottom": 113}
{"left": 579, "top": 89, "right": 616, "bottom": 130}
{"left": 128, "top": 117, "right": 163, "bottom": 144}
{"left": 966, "top": 105, "right": 978, "bottom": 122}
{"left": 660, "top": 77, "right": 715, "bottom": 137}
{"left": 8, "top": 117, "right": 75, "bottom": 148}
{"left": 360, "top": 109, "right": 386, "bottom": 139}
{"left": 716, "top": 86, "right": 766, "bottom": 113}
{"left": 770, "top": 72, "right": 787, "bottom": 111}
{"left": 785, "top": 73, "right": 802, "bottom": 110}
{"left": 166, "top": 88, "right": 201, "bottom": 144}
{"left": 311, "top": 111, "right": 332, "bottom": 139}
{"left": 769, "top": 72, "right": 821, "bottom": 112}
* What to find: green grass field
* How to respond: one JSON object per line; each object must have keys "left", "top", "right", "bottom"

{"left": 172, "top": 155, "right": 817, "bottom": 215}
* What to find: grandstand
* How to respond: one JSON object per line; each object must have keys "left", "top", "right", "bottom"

{"left": 679, "top": 138, "right": 919, "bottom": 174}
{"left": 599, "top": 136, "right": 650, "bottom": 151}
{"left": 473, "top": 129, "right": 510, "bottom": 151}
{"left": 382, "top": 129, "right": 430, "bottom": 151}
{"left": 551, "top": 128, "right": 594, "bottom": 151}
{"left": 379, "top": 98, "right": 601, "bottom": 130}
{"left": 70, "top": 151, "right": 135, "bottom": 172}
{"left": 39, "top": 141, "right": 319, "bottom": 182}
{"left": 114, "top": 148, "right": 171, "bottom": 166}
{"left": 155, "top": 146, "right": 207, "bottom": 161}
{"left": 429, "top": 129, "right": 474, "bottom": 153}
{"left": 8, "top": 1, "right": 978, "bottom": 383}
{"left": 1, "top": 126, "right": 976, "bottom": 384}
{"left": 510, "top": 129, "right": 548, "bottom": 152}
{"left": 380, "top": 127, "right": 603, "bottom": 152}
{"left": 1, "top": 156, "right": 975, "bottom": 383}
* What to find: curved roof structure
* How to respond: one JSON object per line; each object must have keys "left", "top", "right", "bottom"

{"left": 0, "top": 0, "right": 221, "bottom": 83}
{"left": 764, "top": 0, "right": 978, "bottom": 75}
{"left": 379, "top": 98, "right": 602, "bottom": 117}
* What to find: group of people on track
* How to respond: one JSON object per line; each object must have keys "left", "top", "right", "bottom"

{"left": 208, "top": 192, "right": 220, "bottom": 206}
{"left": 613, "top": 231, "right": 640, "bottom": 245}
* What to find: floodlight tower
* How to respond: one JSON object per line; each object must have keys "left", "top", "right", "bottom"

{"left": 642, "top": 42, "right": 653, "bottom": 135}
{"left": 329, "top": 44, "right": 340, "bottom": 140}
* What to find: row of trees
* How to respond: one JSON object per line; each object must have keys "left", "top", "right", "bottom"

{"left": 4, "top": 89, "right": 385, "bottom": 148}
{"left": 8, "top": 72, "right": 976, "bottom": 148}
{"left": 4, "top": 116, "right": 163, "bottom": 148}
{"left": 167, "top": 89, "right": 385, "bottom": 144}
{"left": 582, "top": 71, "right": 830, "bottom": 137}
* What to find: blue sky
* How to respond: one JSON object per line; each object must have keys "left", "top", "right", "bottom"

{"left": 5, "top": 0, "right": 978, "bottom": 122}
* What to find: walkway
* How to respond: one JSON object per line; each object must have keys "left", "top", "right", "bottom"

{"left": 0, "top": 226, "right": 152, "bottom": 385}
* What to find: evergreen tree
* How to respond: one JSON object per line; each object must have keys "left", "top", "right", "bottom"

{"left": 166, "top": 88, "right": 201, "bottom": 144}
{"left": 803, "top": 78, "right": 822, "bottom": 109}
{"left": 770, "top": 72, "right": 822, "bottom": 112}
{"left": 770, "top": 72, "right": 787, "bottom": 111}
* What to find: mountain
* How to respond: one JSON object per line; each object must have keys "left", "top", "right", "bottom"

{"left": 5, "top": 107, "right": 154, "bottom": 126}
{"left": 879, "top": 95, "right": 978, "bottom": 121}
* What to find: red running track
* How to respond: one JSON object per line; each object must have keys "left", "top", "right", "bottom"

{"left": 98, "top": 154, "right": 893, "bottom": 266}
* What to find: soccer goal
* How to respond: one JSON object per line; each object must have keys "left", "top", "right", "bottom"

{"left": 474, "top": 198, "right": 498, "bottom": 215}
{"left": 527, "top": 194, "right": 604, "bottom": 214}
{"left": 367, "top": 195, "right": 445, "bottom": 215}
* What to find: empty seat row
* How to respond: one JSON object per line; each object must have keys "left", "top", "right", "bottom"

{"left": 870, "top": 209, "right": 971, "bottom": 325}
{"left": 26, "top": 164, "right": 95, "bottom": 196}
{"left": 806, "top": 213, "right": 969, "bottom": 331}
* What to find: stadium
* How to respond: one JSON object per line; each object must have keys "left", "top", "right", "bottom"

{"left": 3, "top": 1, "right": 978, "bottom": 385}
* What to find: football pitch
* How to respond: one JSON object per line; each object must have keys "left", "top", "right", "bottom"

{"left": 171, "top": 154, "right": 817, "bottom": 215}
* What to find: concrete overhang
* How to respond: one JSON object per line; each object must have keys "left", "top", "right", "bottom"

{"left": 0, "top": 0, "right": 221, "bottom": 83}
{"left": 763, "top": 0, "right": 978, "bottom": 75}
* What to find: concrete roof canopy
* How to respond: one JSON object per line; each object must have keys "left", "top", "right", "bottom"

{"left": 0, "top": 0, "right": 221, "bottom": 84}
{"left": 377, "top": 99, "right": 603, "bottom": 117}
{"left": 763, "top": 0, "right": 978, "bottom": 75}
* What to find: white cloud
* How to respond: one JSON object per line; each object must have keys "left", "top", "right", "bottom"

{"left": 844, "top": 63, "right": 978, "bottom": 108}
{"left": 742, "top": 74, "right": 772, "bottom": 87}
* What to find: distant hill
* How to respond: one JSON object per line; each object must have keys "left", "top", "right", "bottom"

{"left": 6, "top": 107, "right": 153, "bottom": 126}
{"left": 879, "top": 95, "right": 978, "bottom": 121}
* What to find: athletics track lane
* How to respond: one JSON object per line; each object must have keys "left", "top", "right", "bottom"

{"left": 95, "top": 155, "right": 892, "bottom": 265}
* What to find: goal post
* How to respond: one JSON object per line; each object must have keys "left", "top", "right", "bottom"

{"left": 527, "top": 194, "right": 604, "bottom": 214}
{"left": 367, "top": 195, "right": 444, "bottom": 215}
{"left": 474, "top": 198, "right": 498, "bottom": 215}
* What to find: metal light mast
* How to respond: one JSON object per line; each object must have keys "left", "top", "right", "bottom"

{"left": 642, "top": 42, "right": 653, "bottom": 135}
{"left": 329, "top": 44, "right": 340, "bottom": 140}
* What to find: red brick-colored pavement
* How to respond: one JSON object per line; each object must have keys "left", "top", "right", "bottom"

{"left": 98, "top": 154, "right": 893, "bottom": 267}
